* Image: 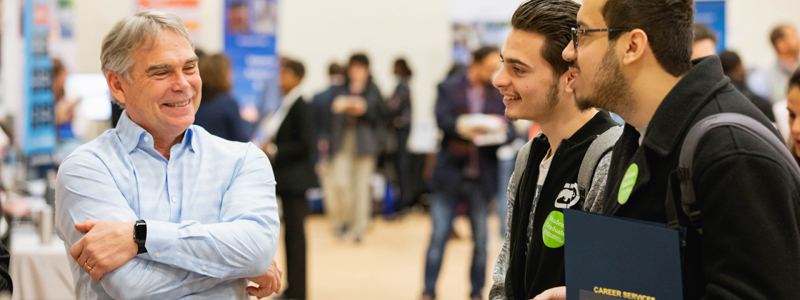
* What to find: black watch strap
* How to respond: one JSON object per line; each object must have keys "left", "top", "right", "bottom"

{"left": 134, "top": 220, "right": 147, "bottom": 254}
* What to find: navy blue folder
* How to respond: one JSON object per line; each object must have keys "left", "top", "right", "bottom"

{"left": 564, "top": 209, "right": 683, "bottom": 300}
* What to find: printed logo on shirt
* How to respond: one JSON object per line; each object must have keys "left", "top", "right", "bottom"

{"left": 554, "top": 183, "right": 580, "bottom": 209}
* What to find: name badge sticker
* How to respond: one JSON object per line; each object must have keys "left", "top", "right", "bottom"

{"left": 618, "top": 163, "right": 638, "bottom": 205}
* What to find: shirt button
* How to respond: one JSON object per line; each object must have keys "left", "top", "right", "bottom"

{"left": 171, "top": 197, "right": 177, "bottom": 203}
{"left": 155, "top": 252, "right": 161, "bottom": 258}
{"left": 202, "top": 265, "right": 208, "bottom": 271}
{"left": 144, "top": 136, "right": 150, "bottom": 142}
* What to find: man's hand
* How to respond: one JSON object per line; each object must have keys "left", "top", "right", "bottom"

{"left": 532, "top": 286, "right": 566, "bottom": 300}
{"left": 246, "top": 260, "right": 282, "bottom": 299}
{"left": 70, "top": 220, "right": 138, "bottom": 282}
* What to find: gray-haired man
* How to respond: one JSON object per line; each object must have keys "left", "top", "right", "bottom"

{"left": 55, "top": 10, "right": 281, "bottom": 299}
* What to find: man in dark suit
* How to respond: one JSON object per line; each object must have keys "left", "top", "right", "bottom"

{"left": 423, "top": 46, "right": 514, "bottom": 300}
{"left": 261, "top": 59, "right": 317, "bottom": 300}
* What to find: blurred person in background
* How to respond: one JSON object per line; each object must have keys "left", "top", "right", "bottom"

{"left": 691, "top": 23, "right": 717, "bottom": 60}
{"left": 194, "top": 53, "right": 249, "bottom": 142}
{"left": 749, "top": 24, "right": 800, "bottom": 104}
{"left": 423, "top": 46, "right": 514, "bottom": 300}
{"left": 53, "top": 58, "right": 79, "bottom": 141}
{"left": 719, "top": 50, "right": 776, "bottom": 122}
{"left": 325, "top": 53, "right": 387, "bottom": 244}
{"left": 388, "top": 58, "right": 413, "bottom": 216}
{"left": 259, "top": 59, "right": 317, "bottom": 300}
{"left": 784, "top": 70, "right": 800, "bottom": 165}
{"left": 313, "top": 63, "right": 346, "bottom": 164}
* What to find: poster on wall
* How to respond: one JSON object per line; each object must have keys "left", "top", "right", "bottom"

{"left": 695, "top": 0, "right": 726, "bottom": 53}
{"left": 23, "top": 0, "right": 56, "bottom": 156}
{"left": 135, "top": 0, "right": 202, "bottom": 43}
{"left": 224, "top": 0, "right": 279, "bottom": 122}
{"left": 49, "top": 0, "right": 77, "bottom": 72}
{"left": 450, "top": 0, "right": 515, "bottom": 64}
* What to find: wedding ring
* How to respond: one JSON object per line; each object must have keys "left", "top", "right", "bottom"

{"left": 84, "top": 263, "right": 93, "bottom": 271}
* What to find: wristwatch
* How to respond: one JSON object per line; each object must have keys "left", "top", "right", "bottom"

{"left": 133, "top": 220, "right": 147, "bottom": 254}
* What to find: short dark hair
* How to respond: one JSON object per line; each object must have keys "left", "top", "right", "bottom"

{"left": 718, "top": 51, "right": 741, "bottom": 76}
{"left": 349, "top": 53, "right": 370, "bottom": 68}
{"left": 394, "top": 58, "right": 412, "bottom": 77}
{"left": 789, "top": 69, "right": 800, "bottom": 92}
{"left": 328, "top": 63, "right": 344, "bottom": 76}
{"left": 602, "top": 0, "right": 694, "bottom": 77}
{"left": 693, "top": 23, "right": 717, "bottom": 44}
{"left": 283, "top": 59, "right": 305, "bottom": 79}
{"left": 511, "top": 0, "right": 579, "bottom": 77}
{"left": 770, "top": 24, "right": 791, "bottom": 50}
{"left": 472, "top": 46, "right": 499, "bottom": 64}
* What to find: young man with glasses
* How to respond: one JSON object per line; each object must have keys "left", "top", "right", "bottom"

{"left": 561, "top": 0, "right": 800, "bottom": 298}
{"left": 489, "top": 1, "right": 621, "bottom": 299}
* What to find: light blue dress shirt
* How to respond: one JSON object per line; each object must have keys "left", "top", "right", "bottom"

{"left": 55, "top": 112, "right": 280, "bottom": 299}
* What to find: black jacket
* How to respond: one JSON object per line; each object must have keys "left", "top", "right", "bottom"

{"left": 430, "top": 71, "right": 514, "bottom": 197}
{"left": 271, "top": 97, "right": 319, "bottom": 196}
{"left": 389, "top": 78, "right": 412, "bottom": 129}
{"left": 602, "top": 56, "right": 800, "bottom": 299}
{"left": 506, "top": 112, "right": 619, "bottom": 299}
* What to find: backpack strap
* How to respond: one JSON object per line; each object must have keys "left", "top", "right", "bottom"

{"left": 578, "top": 126, "right": 623, "bottom": 199}
{"left": 667, "top": 113, "right": 800, "bottom": 235}
{"left": 509, "top": 135, "right": 537, "bottom": 194}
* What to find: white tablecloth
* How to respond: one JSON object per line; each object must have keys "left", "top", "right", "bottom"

{"left": 9, "top": 225, "right": 74, "bottom": 300}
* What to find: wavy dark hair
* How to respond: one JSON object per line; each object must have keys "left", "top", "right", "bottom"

{"left": 511, "top": 0, "right": 580, "bottom": 77}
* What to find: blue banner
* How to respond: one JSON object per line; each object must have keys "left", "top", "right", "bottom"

{"left": 23, "top": 0, "right": 56, "bottom": 156}
{"left": 695, "top": 1, "right": 726, "bottom": 53}
{"left": 224, "top": 0, "right": 280, "bottom": 120}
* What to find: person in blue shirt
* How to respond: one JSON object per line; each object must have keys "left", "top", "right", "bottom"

{"left": 54, "top": 10, "right": 282, "bottom": 299}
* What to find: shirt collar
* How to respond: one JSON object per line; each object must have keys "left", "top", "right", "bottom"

{"left": 116, "top": 110, "right": 198, "bottom": 154}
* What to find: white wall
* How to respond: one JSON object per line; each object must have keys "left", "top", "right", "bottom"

{"left": 74, "top": 1, "right": 131, "bottom": 74}
{"left": 725, "top": 0, "right": 800, "bottom": 70}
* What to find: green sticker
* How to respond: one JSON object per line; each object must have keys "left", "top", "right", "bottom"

{"left": 542, "top": 211, "right": 565, "bottom": 248}
{"left": 618, "top": 163, "right": 639, "bottom": 205}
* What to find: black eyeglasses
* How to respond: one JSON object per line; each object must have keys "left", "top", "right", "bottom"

{"left": 571, "top": 27, "right": 632, "bottom": 49}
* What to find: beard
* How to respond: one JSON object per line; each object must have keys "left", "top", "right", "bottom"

{"left": 574, "top": 46, "right": 634, "bottom": 116}
{"left": 546, "top": 77, "right": 560, "bottom": 109}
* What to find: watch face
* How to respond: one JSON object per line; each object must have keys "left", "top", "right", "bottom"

{"left": 135, "top": 221, "right": 147, "bottom": 242}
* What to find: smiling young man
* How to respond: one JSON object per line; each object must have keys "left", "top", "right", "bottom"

{"left": 489, "top": 1, "right": 621, "bottom": 300}
{"left": 562, "top": 0, "right": 800, "bottom": 298}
